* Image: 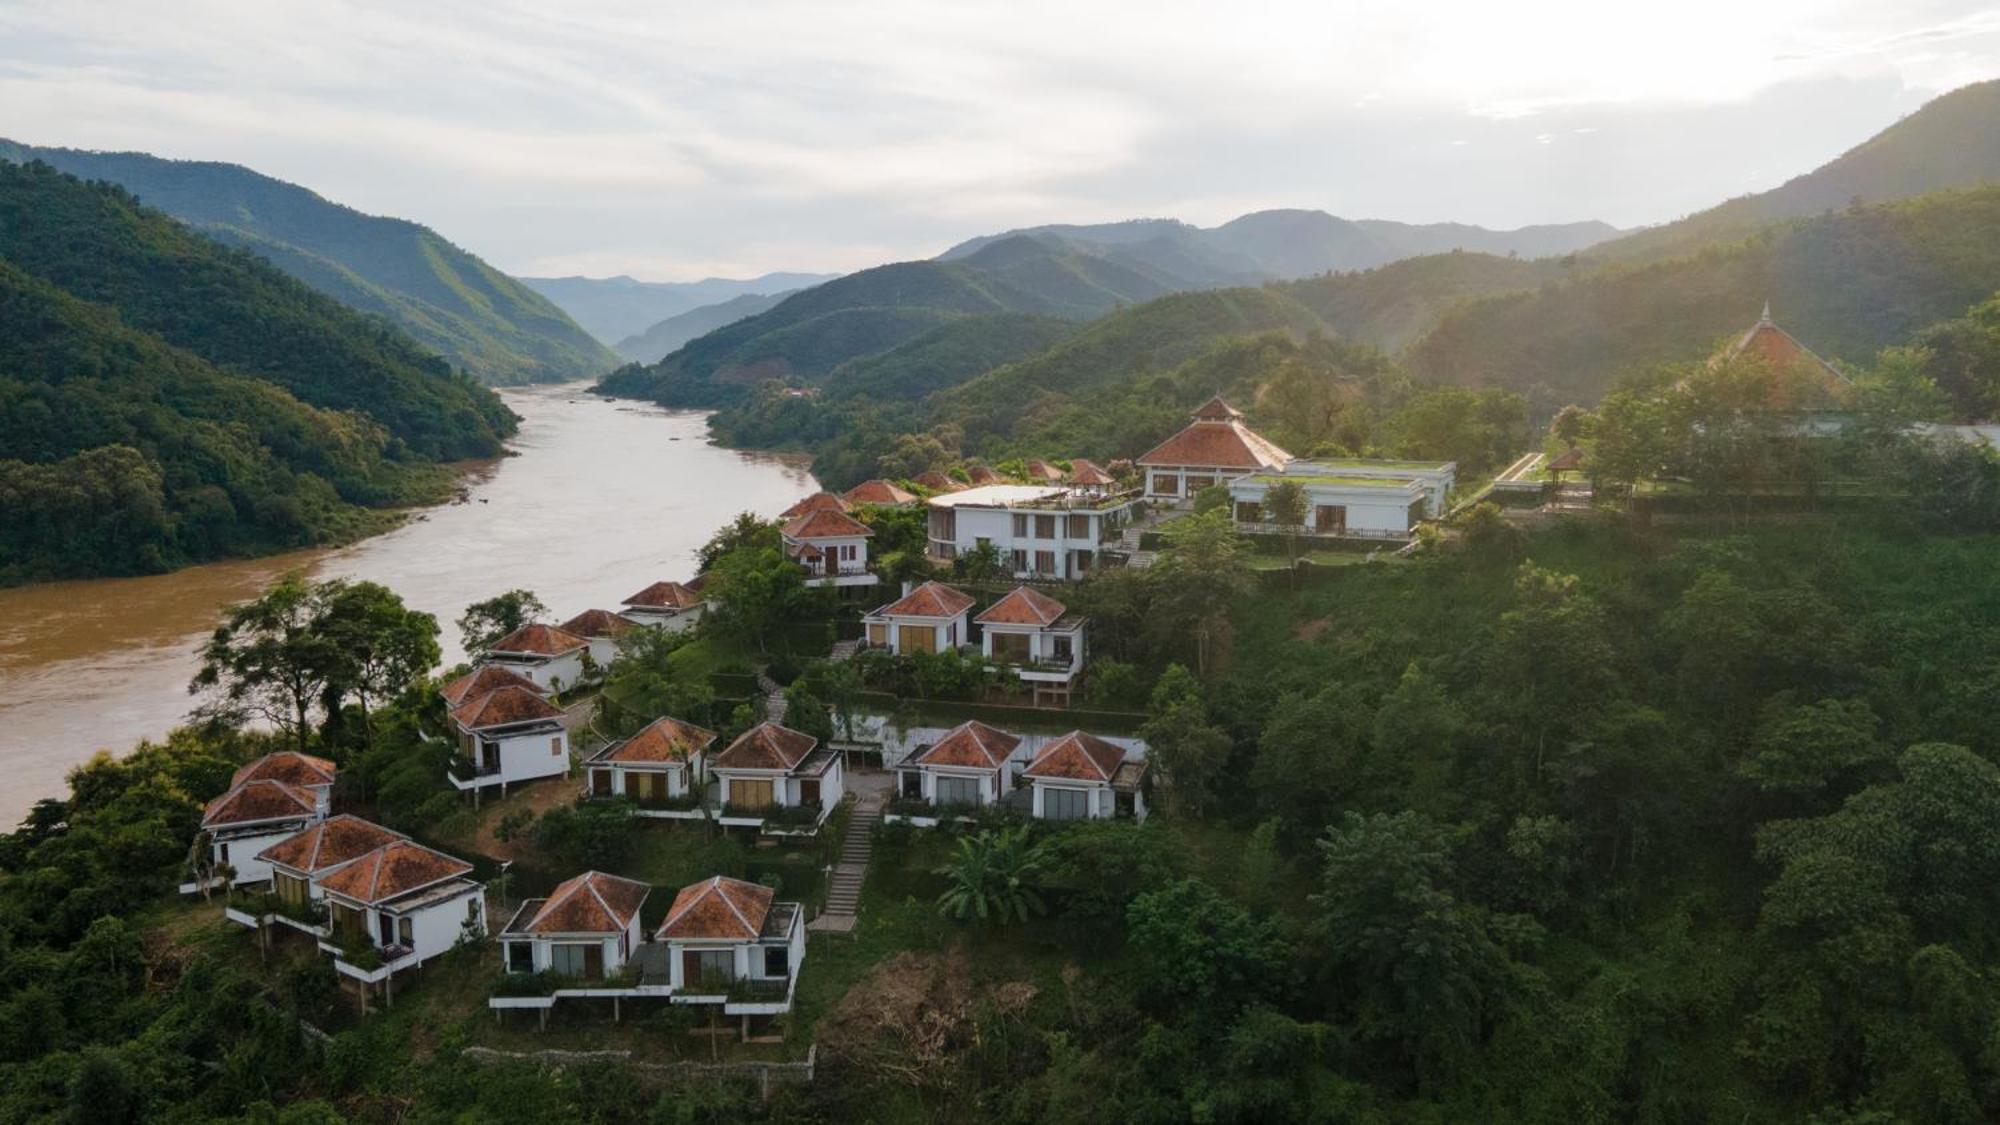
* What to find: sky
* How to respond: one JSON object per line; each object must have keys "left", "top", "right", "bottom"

{"left": 2, "top": 1, "right": 1997, "bottom": 281}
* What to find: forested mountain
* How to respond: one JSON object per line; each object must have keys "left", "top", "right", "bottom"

{"left": 598, "top": 236, "right": 1177, "bottom": 408}
{"left": 0, "top": 161, "right": 514, "bottom": 583}
{"left": 0, "top": 140, "right": 616, "bottom": 386}
{"left": 614, "top": 290, "right": 799, "bottom": 363}
{"left": 522, "top": 271, "right": 840, "bottom": 344}
{"left": 1586, "top": 79, "right": 2000, "bottom": 264}
{"left": 1278, "top": 251, "right": 1569, "bottom": 352}
{"left": 941, "top": 209, "right": 1620, "bottom": 282}
{"left": 1405, "top": 186, "right": 2000, "bottom": 406}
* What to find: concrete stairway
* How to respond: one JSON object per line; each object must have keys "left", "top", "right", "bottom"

{"left": 813, "top": 795, "right": 882, "bottom": 931}
{"left": 755, "top": 668, "right": 787, "bottom": 722}
{"left": 828, "top": 639, "right": 860, "bottom": 662}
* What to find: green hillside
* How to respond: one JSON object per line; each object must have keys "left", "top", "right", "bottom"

{"left": 0, "top": 162, "right": 514, "bottom": 582}
{"left": 613, "top": 290, "right": 795, "bottom": 363}
{"left": 1406, "top": 186, "right": 2000, "bottom": 405}
{"left": 1279, "top": 251, "right": 1568, "bottom": 351}
{"left": 1587, "top": 80, "right": 2000, "bottom": 264}
{"left": 0, "top": 140, "right": 618, "bottom": 386}
{"left": 596, "top": 236, "right": 1174, "bottom": 408}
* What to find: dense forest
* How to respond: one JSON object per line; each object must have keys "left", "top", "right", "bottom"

{"left": 0, "top": 162, "right": 515, "bottom": 583}
{"left": 0, "top": 140, "right": 618, "bottom": 386}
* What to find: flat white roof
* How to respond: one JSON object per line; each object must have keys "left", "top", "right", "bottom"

{"left": 926, "top": 484, "right": 1070, "bottom": 508}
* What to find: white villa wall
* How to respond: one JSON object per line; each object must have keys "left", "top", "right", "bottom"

{"left": 980, "top": 622, "right": 1085, "bottom": 676}
{"left": 599, "top": 760, "right": 698, "bottom": 798}
{"left": 918, "top": 765, "right": 1009, "bottom": 804}
{"left": 401, "top": 885, "right": 485, "bottom": 962}
{"left": 213, "top": 824, "right": 310, "bottom": 885}
{"left": 513, "top": 913, "right": 641, "bottom": 976}
{"left": 622, "top": 603, "right": 704, "bottom": 633}
{"left": 486, "top": 650, "right": 586, "bottom": 693}
{"left": 469, "top": 725, "right": 571, "bottom": 788}
{"left": 930, "top": 504, "right": 1123, "bottom": 582}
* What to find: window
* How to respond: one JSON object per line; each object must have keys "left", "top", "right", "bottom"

{"left": 1151, "top": 474, "right": 1178, "bottom": 495}
{"left": 1010, "top": 549, "right": 1028, "bottom": 572}
{"left": 992, "top": 631, "right": 1030, "bottom": 662}
{"left": 899, "top": 624, "right": 939, "bottom": 654}
{"left": 551, "top": 736, "right": 563, "bottom": 757}
{"left": 507, "top": 942, "right": 534, "bottom": 973}
{"left": 1012, "top": 513, "right": 1028, "bottom": 537}
{"left": 1042, "top": 786, "right": 1091, "bottom": 821}
{"left": 550, "top": 943, "right": 590, "bottom": 977}
{"left": 936, "top": 775, "right": 982, "bottom": 807}
{"left": 1185, "top": 475, "right": 1214, "bottom": 493}
{"left": 1316, "top": 505, "right": 1347, "bottom": 534}
{"left": 866, "top": 623, "right": 888, "bottom": 646}
{"left": 975, "top": 536, "right": 992, "bottom": 552}
{"left": 691, "top": 949, "right": 735, "bottom": 988}
{"left": 1051, "top": 635, "right": 1073, "bottom": 664}
{"left": 276, "top": 872, "right": 308, "bottom": 906}
{"left": 1067, "top": 514, "right": 1090, "bottom": 538}
{"left": 1034, "top": 514, "right": 1056, "bottom": 539}
{"left": 1034, "top": 550, "right": 1056, "bottom": 575}
{"left": 1235, "top": 501, "right": 1262, "bottom": 523}
{"left": 398, "top": 915, "right": 414, "bottom": 947}
{"left": 1073, "top": 551, "right": 1091, "bottom": 573}
{"left": 764, "top": 946, "right": 790, "bottom": 978}
{"left": 731, "top": 778, "right": 774, "bottom": 809}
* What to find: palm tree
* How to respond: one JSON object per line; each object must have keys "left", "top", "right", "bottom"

{"left": 934, "top": 827, "right": 1048, "bottom": 925}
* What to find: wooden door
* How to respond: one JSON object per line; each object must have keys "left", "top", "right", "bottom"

{"left": 899, "top": 624, "right": 937, "bottom": 654}
{"left": 733, "top": 779, "right": 774, "bottom": 810}
{"left": 583, "top": 943, "right": 604, "bottom": 981}
{"left": 801, "top": 779, "right": 820, "bottom": 806}
{"left": 592, "top": 769, "right": 613, "bottom": 797}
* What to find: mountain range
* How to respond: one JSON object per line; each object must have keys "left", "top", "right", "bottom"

{"left": 611, "top": 289, "right": 802, "bottom": 364}
{"left": 0, "top": 140, "right": 616, "bottom": 387}
{"left": 520, "top": 272, "right": 841, "bottom": 346}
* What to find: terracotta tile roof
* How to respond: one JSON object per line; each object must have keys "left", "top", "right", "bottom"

{"left": 913, "top": 471, "right": 962, "bottom": 493}
{"left": 656, "top": 875, "right": 774, "bottom": 941}
{"left": 781, "top": 492, "right": 850, "bottom": 518}
{"left": 712, "top": 722, "right": 819, "bottom": 772}
{"left": 1192, "top": 395, "right": 1243, "bottom": 421}
{"left": 203, "top": 779, "right": 317, "bottom": 829}
{"left": 1137, "top": 413, "right": 1293, "bottom": 471}
{"left": 442, "top": 665, "right": 545, "bottom": 708}
{"left": 229, "top": 751, "right": 336, "bottom": 791}
{"left": 1547, "top": 447, "right": 1585, "bottom": 472}
{"left": 451, "top": 685, "right": 564, "bottom": 731}
{"left": 623, "top": 580, "right": 704, "bottom": 610}
{"left": 1023, "top": 731, "right": 1129, "bottom": 782}
{"left": 315, "top": 839, "right": 473, "bottom": 905}
{"left": 598, "top": 715, "right": 717, "bottom": 764}
{"left": 975, "top": 586, "right": 1068, "bottom": 628}
{"left": 1067, "top": 459, "right": 1116, "bottom": 486}
{"left": 524, "top": 871, "right": 649, "bottom": 934}
{"left": 684, "top": 572, "right": 710, "bottom": 593}
{"left": 489, "top": 623, "right": 588, "bottom": 657}
{"left": 1024, "top": 459, "right": 1065, "bottom": 481}
{"left": 967, "top": 465, "right": 1005, "bottom": 485}
{"left": 560, "top": 609, "right": 637, "bottom": 638}
{"left": 910, "top": 720, "right": 1021, "bottom": 770}
{"left": 873, "top": 581, "right": 975, "bottom": 619}
{"left": 842, "top": 479, "right": 918, "bottom": 506}
{"left": 258, "top": 815, "right": 405, "bottom": 874}
{"left": 782, "top": 507, "right": 873, "bottom": 541}
{"left": 1716, "top": 306, "right": 1851, "bottom": 407}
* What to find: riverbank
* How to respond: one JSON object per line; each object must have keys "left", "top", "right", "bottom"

{"left": 0, "top": 384, "right": 816, "bottom": 827}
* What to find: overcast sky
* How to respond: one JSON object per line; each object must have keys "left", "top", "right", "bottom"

{"left": 2, "top": 1, "right": 1997, "bottom": 280}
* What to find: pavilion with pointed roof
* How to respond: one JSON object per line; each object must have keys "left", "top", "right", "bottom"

{"left": 708, "top": 721, "right": 845, "bottom": 829}
{"left": 497, "top": 870, "right": 651, "bottom": 982}
{"left": 1022, "top": 731, "right": 1148, "bottom": 822}
{"left": 842, "top": 479, "right": 919, "bottom": 507}
{"left": 1710, "top": 302, "right": 1853, "bottom": 411}
{"left": 894, "top": 720, "right": 1025, "bottom": 813}
{"left": 1137, "top": 396, "right": 1294, "bottom": 504}
{"left": 585, "top": 715, "right": 717, "bottom": 816}
{"left": 861, "top": 580, "right": 975, "bottom": 656}
{"left": 654, "top": 875, "right": 805, "bottom": 1016}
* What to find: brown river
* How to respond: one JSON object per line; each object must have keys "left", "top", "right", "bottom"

{"left": 0, "top": 384, "right": 816, "bottom": 826}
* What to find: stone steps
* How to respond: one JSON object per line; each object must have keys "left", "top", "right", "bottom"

{"left": 819, "top": 800, "right": 882, "bottom": 920}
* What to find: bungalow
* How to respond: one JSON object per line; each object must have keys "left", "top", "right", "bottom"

{"left": 1022, "top": 731, "right": 1148, "bottom": 822}
{"left": 781, "top": 507, "right": 877, "bottom": 588}
{"left": 1066, "top": 459, "right": 1117, "bottom": 493}
{"left": 975, "top": 586, "right": 1086, "bottom": 705}
{"left": 780, "top": 491, "right": 851, "bottom": 518}
{"left": 448, "top": 685, "right": 571, "bottom": 794}
{"left": 924, "top": 484, "right": 1134, "bottom": 581}
{"left": 197, "top": 778, "right": 323, "bottom": 890}
{"left": 483, "top": 624, "right": 590, "bottom": 691}
{"left": 913, "top": 470, "right": 962, "bottom": 493}
{"left": 967, "top": 464, "right": 1006, "bottom": 486}
{"left": 708, "top": 721, "right": 844, "bottom": 828}
{"left": 497, "top": 870, "right": 649, "bottom": 982}
{"left": 441, "top": 664, "right": 545, "bottom": 710}
{"left": 1226, "top": 457, "right": 1455, "bottom": 540}
{"left": 585, "top": 715, "right": 716, "bottom": 816}
{"left": 559, "top": 609, "right": 637, "bottom": 666}
{"left": 1024, "top": 459, "right": 1065, "bottom": 482}
{"left": 861, "top": 581, "right": 975, "bottom": 656}
{"left": 621, "top": 580, "right": 707, "bottom": 632}
{"left": 231, "top": 751, "right": 337, "bottom": 812}
{"left": 656, "top": 876, "right": 805, "bottom": 1018}
{"left": 841, "top": 479, "right": 918, "bottom": 507}
{"left": 316, "top": 838, "right": 486, "bottom": 991}
{"left": 895, "top": 720, "right": 1022, "bottom": 811}
{"left": 242, "top": 814, "right": 408, "bottom": 933}
{"left": 1137, "top": 396, "right": 1292, "bottom": 505}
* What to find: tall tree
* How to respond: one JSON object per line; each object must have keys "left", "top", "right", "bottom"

{"left": 190, "top": 575, "right": 341, "bottom": 752}
{"left": 319, "top": 581, "right": 440, "bottom": 749}
{"left": 456, "top": 589, "right": 547, "bottom": 658}
{"left": 1149, "top": 509, "right": 1251, "bottom": 676}
{"left": 1262, "top": 479, "right": 1309, "bottom": 576}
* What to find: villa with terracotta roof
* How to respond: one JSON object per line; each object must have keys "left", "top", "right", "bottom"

{"left": 1022, "top": 731, "right": 1149, "bottom": 822}
{"left": 860, "top": 581, "right": 975, "bottom": 656}
{"left": 708, "top": 721, "right": 844, "bottom": 830}
{"left": 1066, "top": 458, "right": 1118, "bottom": 492}
{"left": 442, "top": 664, "right": 545, "bottom": 710}
{"left": 780, "top": 491, "right": 851, "bottom": 518}
{"left": 892, "top": 720, "right": 1023, "bottom": 815}
{"left": 483, "top": 623, "right": 590, "bottom": 691}
{"left": 924, "top": 482, "right": 1136, "bottom": 581}
{"left": 315, "top": 838, "right": 486, "bottom": 993}
{"left": 841, "top": 479, "right": 918, "bottom": 507}
{"left": 448, "top": 684, "right": 571, "bottom": 794}
{"left": 227, "top": 814, "right": 407, "bottom": 935}
{"left": 780, "top": 507, "right": 877, "bottom": 588}
{"left": 1024, "top": 459, "right": 1066, "bottom": 482}
{"left": 966, "top": 464, "right": 1006, "bottom": 486}
{"left": 912, "top": 470, "right": 962, "bottom": 493}
{"left": 1137, "top": 396, "right": 1294, "bottom": 504}
{"left": 584, "top": 715, "right": 717, "bottom": 817}
{"left": 559, "top": 609, "right": 637, "bottom": 666}
{"left": 656, "top": 876, "right": 805, "bottom": 1021}
{"left": 1713, "top": 303, "right": 1852, "bottom": 410}
{"left": 193, "top": 773, "right": 328, "bottom": 891}
{"left": 496, "top": 870, "right": 650, "bottom": 982}
{"left": 620, "top": 580, "right": 707, "bottom": 632}
{"left": 976, "top": 586, "right": 1087, "bottom": 705}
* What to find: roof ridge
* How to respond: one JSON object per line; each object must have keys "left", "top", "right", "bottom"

{"left": 715, "top": 876, "right": 755, "bottom": 937}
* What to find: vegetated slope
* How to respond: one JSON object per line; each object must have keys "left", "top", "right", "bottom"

{"left": 1279, "top": 251, "right": 1569, "bottom": 352}
{"left": 522, "top": 271, "right": 839, "bottom": 344}
{"left": 597, "top": 236, "right": 1175, "bottom": 408}
{"left": 929, "top": 286, "right": 1333, "bottom": 452}
{"left": 0, "top": 140, "right": 616, "bottom": 386}
{"left": 1588, "top": 79, "right": 2000, "bottom": 264}
{"left": 0, "top": 161, "right": 515, "bottom": 462}
{"left": 613, "top": 290, "right": 796, "bottom": 363}
{"left": 1406, "top": 186, "right": 2000, "bottom": 404}
{"left": 824, "top": 313, "right": 1078, "bottom": 404}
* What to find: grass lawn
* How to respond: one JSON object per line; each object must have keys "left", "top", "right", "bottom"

{"left": 1246, "top": 549, "right": 1408, "bottom": 571}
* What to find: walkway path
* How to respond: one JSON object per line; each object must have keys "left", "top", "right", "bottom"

{"left": 755, "top": 668, "right": 787, "bottom": 723}
{"left": 809, "top": 788, "right": 884, "bottom": 935}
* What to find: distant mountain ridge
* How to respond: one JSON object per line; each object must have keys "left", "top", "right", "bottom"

{"left": 613, "top": 290, "right": 801, "bottom": 364}
{"left": 940, "top": 209, "right": 1622, "bottom": 284}
{"left": 522, "top": 271, "right": 841, "bottom": 345}
{"left": 0, "top": 140, "right": 617, "bottom": 386}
